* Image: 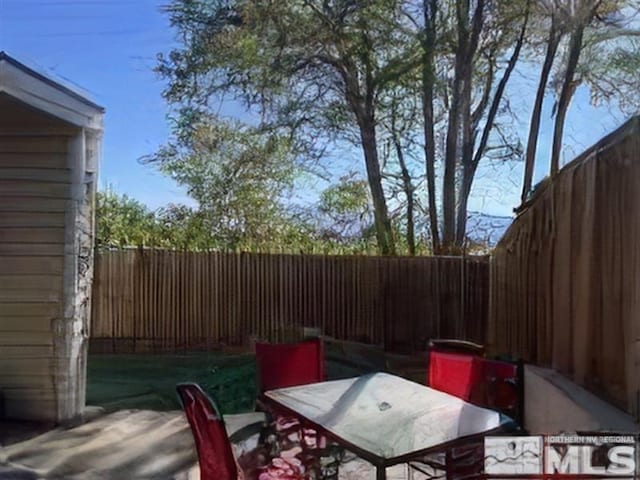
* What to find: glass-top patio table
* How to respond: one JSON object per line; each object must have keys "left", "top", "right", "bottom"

{"left": 261, "top": 372, "right": 511, "bottom": 480}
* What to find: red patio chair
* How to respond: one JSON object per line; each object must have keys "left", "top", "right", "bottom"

{"left": 417, "top": 352, "right": 491, "bottom": 480}
{"left": 477, "top": 358, "right": 524, "bottom": 424}
{"left": 420, "top": 352, "right": 523, "bottom": 480}
{"left": 255, "top": 338, "right": 331, "bottom": 475}
{"left": 427, "top": 350, "right": 484, "bottom": 403}
{"left": 255, "top": 337, "right": 325, "bottom": 392}
{"left": 428, "top": 350, "right": 524, "bottom": 423}
{"left": 177, "top": 383, "right": 255, "bottom": 480}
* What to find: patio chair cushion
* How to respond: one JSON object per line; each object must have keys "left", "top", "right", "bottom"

{"left": 255, "top": 338, "right": 324, "bottom": 392}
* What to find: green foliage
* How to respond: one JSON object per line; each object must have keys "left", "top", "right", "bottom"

{"left": 96, "top": 189, "right": 160, "bottom": 248}
{"left": 157, "top": 0, "right": 421, "bottom": 254}
{"left": 149, "top": 0, "right": 640, "bottom": 255}
{"left": 97, "top": 190, "right": 217, "bottom": 250}
{"left": 145, "top": 113, "right": 317, "bottom": 251}
{"left": 579, "top": 34, "right": 640, "bottom": 116}
{"left": 158, "top": 0, "right": 415, "bottom": 133}
{"left": 155, "top": 204, "right": 214, "bottom": 250}
{"left": 320, "top": 178, "right": 371, "bottom": 217}
{"left": 96, "top": 184, "right": 385, "bottom": 253}
{"left": 318, "top": 176, "right": 375, "bottom": 242}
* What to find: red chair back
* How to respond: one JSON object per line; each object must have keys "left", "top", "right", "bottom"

{"left": 176, "top": 383, "right": 242, "bottom": 480}
{"left": 479, "top": 358, "right": 522, "bottom": 421}
{"left": 428, "top": 350, "right": 484, "bottom": 402}
{"left": 428, "top": 350, "right": 524, "bottom": 426}
{"left": 255, "top": 338, "right": 324, "bottom": 392}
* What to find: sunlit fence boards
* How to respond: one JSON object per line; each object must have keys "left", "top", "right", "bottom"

{"left": 91, "top": 250, "right": 489, "bottom": 353}
{"left": 489, "top": 116, "right": 640, "bottom": 418}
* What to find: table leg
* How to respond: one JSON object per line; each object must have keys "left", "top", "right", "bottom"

{"left": 376, "top": 465, "right": 386, "bottom": 480}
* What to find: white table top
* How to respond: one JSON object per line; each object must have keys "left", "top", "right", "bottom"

{"left": 264, "top": 372, "right": 505, "bottom": 462}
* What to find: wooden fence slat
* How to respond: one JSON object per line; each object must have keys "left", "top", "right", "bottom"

{"left": 91, "top": 251, "right": 489, "bottom": 353}
{"left": 489, "top": 120, "right": 640, "bottom": 416}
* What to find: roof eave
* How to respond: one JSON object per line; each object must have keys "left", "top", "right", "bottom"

{"left": 0, "top": 52, "right": 104, "bottom": 131}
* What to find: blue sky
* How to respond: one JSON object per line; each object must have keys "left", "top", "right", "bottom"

{"left": 0, "top": 0, "right": 193, "bottom": 209}
{"left": 0, "top": 0, "right": 628, "bottom": 217}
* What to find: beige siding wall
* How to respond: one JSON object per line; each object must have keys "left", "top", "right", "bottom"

{"left": 0, "top": 134, "right": 72, "bottom": 420}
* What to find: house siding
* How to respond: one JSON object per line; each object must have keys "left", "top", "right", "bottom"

{"left": 0, "top": 55, "right": 103, "bottom": 423}
{"left": 0, "top": 132, "right": 75, "bottom": 420}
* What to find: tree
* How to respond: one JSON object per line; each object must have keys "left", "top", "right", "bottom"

{"left": 157, "top": 0, "right": 425, "bottom": 255}
{"left": 379, "top": 86, "right": 423, "bottom": 255}
{"left": 317, "top": 175, "right": 374, "bottom": 243}
{"left": 96, "top": 189, "right": 159, "bottom": 248}
{"left": 421, "top": 0, "right": 441, "bottom": 251}
{"left": 417, "top": 0, "right": 529, "bottom": 253}
{"left": 146, "top": 114, "right": 304, "bottom": 251}
{"left": 521, "top": 0, "right": 640, "bottom": 200}
{"left": 521, "top": 0, "right": 565, "bottom": 203}
{"left": 550, "top": 0, "right": 596, "bottom": 175}
{"left": 155, "top": 204, "right": 213, "bottom": 250}
{"left": 155, "top": 0, "right": 640, "bottom": 256}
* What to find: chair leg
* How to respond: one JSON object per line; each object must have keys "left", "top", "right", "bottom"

{"left": 407, "top": 463, "right": 414, "bottom": 480}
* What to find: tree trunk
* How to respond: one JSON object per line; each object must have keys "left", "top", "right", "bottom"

{"left": 343, "top": 56, "right": 395, "bottom": 255}
{"left": 442, "top": 103, "right": 461, "bottom": 253}
{"left": 456, "top": 166, "right": 473, "bottom": 248}
{"left": 422, "top": 0, "right": 440, "bottom": 253}
{"left": 458, "top": 0, "right": 528, "bottom": 246}
{"left": 359, "top": 117, "right": 395, "bottom": 255}
{"left": 453, "top": 0, "right": 485, "bottom": 250}
{"left": 455, "top": 60, "right": 474, "bottom": 248}
{"left": 550, "top": 21, "right": 586, "bottom": 176}
{"left": 442, "top": 0, "right": 468, "bottom": 253}
{"left": 392, "top": 131, "right": 415, "bottom": 255}
{"left": 522, "top": 23, "right": 560, "bottom": 203}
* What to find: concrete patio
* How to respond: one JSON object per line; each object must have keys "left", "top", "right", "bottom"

{"left": 0, "top": 409, "right": 418, "bottom": 480}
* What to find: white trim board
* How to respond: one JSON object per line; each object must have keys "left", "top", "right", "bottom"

{"left": 0, "top": 53, "right": 104, "bottom": 132}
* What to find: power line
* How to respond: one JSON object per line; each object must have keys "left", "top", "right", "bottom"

{"left": 4, "top": 1, "right": 149, "bottom": 5}
{"left": 10, "top": 15, "right": 114, "bottom": 20}
{"left": 16, "top": 29, "right": 155, "bottom": 38}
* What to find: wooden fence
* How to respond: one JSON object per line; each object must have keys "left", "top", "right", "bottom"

{"left": 91, "top": 250, "right": 489, "bottom": 353}
{"left": 489, "top": 116, "right": 640, "bottom": 418}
